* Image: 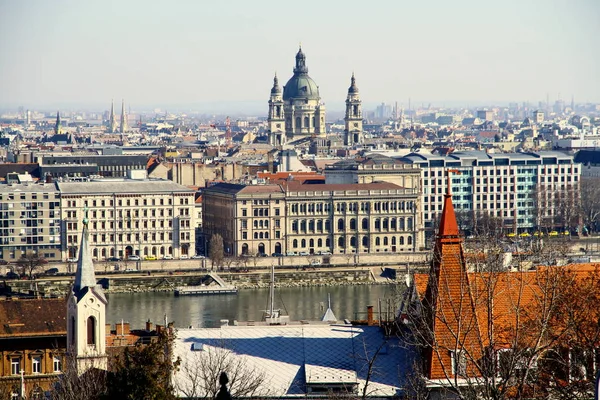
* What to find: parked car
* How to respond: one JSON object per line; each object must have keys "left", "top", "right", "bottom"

{"left": 271, "top": 253, "right": 284, "bottom": 257}
{"left": 0, "top": 260, "right": 8, "bottom": 265}
{"left": 286, "top": 251, "right": 297, "bottom": 256}
{"left": 179, "top": 255, "right": 189, "bottom": 260}
{"left": 257, "top": 253, "right": 268, "bottom": 257}
{"left": 144, "top": 255, "right": 157, "bottom": 261}
{"left": 191, "top": 255, "right": 205, "bottom": 259}
{"left": 162, "top": 255, "right": 173, "bottom": 260}
{"left": 45, "top": 267, "right": 59, "bottom": 275}
{"left": 310, "top": 259, "right": 322, "bottom": 266}
{"left": 67, "top": 258, "right": 78, "bottom": 263}
{"left": 107, "top": 257, "right": 121, "bottom": 262}
{"left": 5, "top": 271, "right": 19, "bottom": 279}
{"left": 299, "top": 251, "right": 309, "bottom": 256}
{"left": 124, "top": 268, "right": 136, "bottom": 272}
{"left": 128, "top": 255, "right": 141, "bottom": 261}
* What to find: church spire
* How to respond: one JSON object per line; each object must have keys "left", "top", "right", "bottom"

{"left": 109, "top": 99, "right": 117, "bottom": 133}
{"left": 120, "top": 99, "right": 128, "bottom": 133}
{"left": 348, "top": 72, "right": 359, "bottom": 94}
{"left": 54, "top": 111, "right": 61, "bottom": 135}
{"left": 270, "top": 73, "right": 281, "bottom": 95}
{"left": 437, "top": 169, "right": 461, "bottom": 240}
{"left": 73, "top": 206, "right": 100, "bottom": 296}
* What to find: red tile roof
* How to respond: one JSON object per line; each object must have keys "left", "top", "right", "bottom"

{"left": 0, "top": 298, "right": 66, "bottom": 338}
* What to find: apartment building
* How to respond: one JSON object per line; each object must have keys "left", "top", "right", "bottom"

{"left": 56, "top": 180, "right": 196, "bottom": 261}
{"left": 398, "top": 151, "right": 581, "bottom": 233}
{"left": 0, "top": 183, "right": 62, "bottom": 262}
{"left": 202, "top": 181, "right": 422, "bottom": 257}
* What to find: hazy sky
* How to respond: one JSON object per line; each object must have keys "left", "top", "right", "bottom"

{"left": 1, "top": 0, "right": 599, "bottom": 113}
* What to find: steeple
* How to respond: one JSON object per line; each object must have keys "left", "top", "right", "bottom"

{"left": 437, "top": 169, "right": 461, "bottom": 240}
{"left": 67, "top": 206, "right": 108, "bottom": 374}
{"left": 120, "top": 99, "right": 128, "bottom": 133}
{"left": 271, "top": 73, "right": 281, "bottom": 95}
{"left": 344, "top": 73, "right": 363, "bottom": 146}
{"left": 108, "top": 99, "right": 117, "bottom": 133}
{"left": 73, "top": 207, "right": 101, "bottom": 297}
{"left": 54, "top": 111, "right": 61, "bottom": 135}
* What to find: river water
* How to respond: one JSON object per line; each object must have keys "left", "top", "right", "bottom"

{"left": 106, "top": 284, "right": 402, "bottom": 329}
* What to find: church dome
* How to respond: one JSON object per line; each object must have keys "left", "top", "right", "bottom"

{"left": 283, "top": 47, "right": 320, "bottom": 100}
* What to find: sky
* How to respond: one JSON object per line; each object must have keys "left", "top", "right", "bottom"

{"left": 0, "top": 0, "right": 599, "bottom": 113}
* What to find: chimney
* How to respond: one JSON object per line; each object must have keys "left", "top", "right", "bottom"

{"left": 146, "top": 320, "right": 153, "bottom": 332}
{"left": 367, "top": 305, "right": 374, "bottom": 326}
{"left": 105, "top": 324, "right": 112, "bottom": 336}
{"left": 116, "top": 321, "right": 130, "bottom": 335}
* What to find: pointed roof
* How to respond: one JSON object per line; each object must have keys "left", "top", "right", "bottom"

{"left": 437, "top": 170, "right": 460, "bottom": 239}
{"left": 270, "top": 73, "right": 281, "bottom": 95}
{"left": 348, "top": 73, "right": 359, "bottom": 95}
{"left": 73, "top": 208, "right": 106, "bottom": 303}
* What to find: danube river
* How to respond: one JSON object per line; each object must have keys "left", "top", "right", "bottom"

{"left": 106, "top": 284, "right": 402, "bottom": 329}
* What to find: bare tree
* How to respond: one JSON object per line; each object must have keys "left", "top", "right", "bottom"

{"left": 15, "top": 251, "right": 47, "bottom": 279}
{"left": 580, "top": 177, "right": 600, "bottom": 233}
{"left": 209, "top": 234, "right": 224, "bottom": 270}
{"left": 175, "top": 341, "right": 270, "bottom": 398}
{"left": 49, "top": 355, "right": 107, "bottom": 400}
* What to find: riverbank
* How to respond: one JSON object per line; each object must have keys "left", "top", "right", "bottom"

{"left": 3, "top": 266, "right": 407, "bottom": 297}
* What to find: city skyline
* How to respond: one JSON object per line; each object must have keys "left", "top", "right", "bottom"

{"left": 1, "top": 0, "right": 599, "bottom": 112}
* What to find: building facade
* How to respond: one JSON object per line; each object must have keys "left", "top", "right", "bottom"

{"left": 57, "top": 180, "right": 196, "bottom": 261}
{"left": 0, "top": 183, "right": 62, "bottom": 262}
{"left": 202, "top": 182, "right": 423, "bottom": 257}
{"left": 398, "top": 151, "right": 581, "bottom": 233}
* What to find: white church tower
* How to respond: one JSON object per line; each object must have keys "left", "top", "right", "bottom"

{"left": 66, "top": 207, "right": 108, "bottom": 374}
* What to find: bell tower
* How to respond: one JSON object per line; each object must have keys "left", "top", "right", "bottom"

{"left": 344, "top": 73, "right": 363, "bottom": 146}
{"left": 66, "top": 207, "right": 108, "bottom": 374}
{"left": 268, "top": 74, "right": 285, "bottom": 147}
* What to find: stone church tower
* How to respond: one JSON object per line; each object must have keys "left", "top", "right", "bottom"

{"left": 66, "top": 209, "right": 108, "bottom": 374}
{"left": 279, "top": 47, "right": 326, "bottom": 143}
{"left": 267, "top": 74, "right": 285, "bottom": 147}
{"left": 344, "top": 74, "right": 363, "bottom": 146}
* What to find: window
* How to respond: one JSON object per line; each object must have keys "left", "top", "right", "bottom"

{"left": 32, "top": 356, "right": 41, "bottom": 374}
{"left": 450, "top": 350, "right": 467, "bottom": 376}
{"left": 87, "top": 316, "right": 96, "bottom": 345}
{"left": 11, "top": 357, "right": 20, "bottom": 375}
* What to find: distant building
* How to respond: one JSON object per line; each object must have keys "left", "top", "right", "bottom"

{"left": 38, "top": 153, "right": 147, "bottom": 179}
{"left": 203, "top": 181, "right": 422, "bottom": 257}
{"left": 533, "top": 110, "right": 544, "bottom": 124}
{"left": 398, "top": 151, "right": 581, "bottom": 233}
{"left": 268, "top": 47, "right": 326, "bottom": 146}
{"left": 476, "top": 110, "right": 494, "bottom": 121}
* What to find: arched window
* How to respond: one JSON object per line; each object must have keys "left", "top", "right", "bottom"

{"left": 87, "top": 316, "right": 96, "bottom": 345}
{"left": 254, "top": 232, "right": 258, "bottom": 239}
{"left": 408, "top": 236, "right": 413, "bottom": 245}
{"left": 241, "top": 243, "right": 249, "bottom": 255}
{"left": 301, "top": 220, "right": 307, "bottom": 232}
{"left": 375, "top": 219, "right": 381, "bottom": 230}
{"left": 304, "top": 116, "right": 309, "bottom": 127}
{"left": 350, "top": 218, "right": 356, "bottom": 230}
{"left": 407, "top": 217, "right": 414, "bottom": 230}
{"left": 383, "top": 218, "right": 388, "bottom": 230}
{"left": 317, "top": 220, "right": 323, "bottom": 231}
{"left": 338, "top": 237, "right": 345, "bottom": 248}
{"left": 254, "top": 220, "right": 258, "bottom": 228}
{"left": 293, "top": 239, "right": 298, "bottom": 248}
{"left": 259, "top": 232, "right": 264, "bottom": 239}
{"left": 375, "top": 237, "right": 381, "bottom": 246}
{"left": 309, "top": 220, "right": 315, "bottom": 231}
{"left": 399, "top": 218, "right": 405, "bottom": 230}
{"left": 383, "top": 237, "right": 388, "bottom": 246}
{"left": 399, "top": 236, "right": 405, "bottom": 245}
{"left": 338, "top": 218, "right": 345, "bottom": 231}
{"left": 362, "top": 236, "right": 369, "bottom": 247}
{"left": 70, "top": 316, "right": 75, "bottom": 345}
{"left": 392, "top": 237, "right": 396, "bottom": 245}
{"left": 292, "top": 220, "right": 298, "bottom": 232}
{"left": 317, "top": 238, "right": 323, "bottom": 247}
{"left": 350, "top": 237, "right": 357, "bottom": 247}
{"left": 325, "top": 220, "right": 331, "bottom": 232}
{"left": 301, "top": 239, "right": 306, "bottom": 247}
{"left": 296, "top": 116, "right": 301, "bottom": 128}
{"left": 390, "top": 218, "right": 397, "bottom": 230}
{"left": 326, "top": 238, "right": 331, "bottom": 247}
{"left": 362, "top": 218, "right": 368, "bottom": 230}
{"left": 309, "top": 238, "right": 314, "bottom": 247}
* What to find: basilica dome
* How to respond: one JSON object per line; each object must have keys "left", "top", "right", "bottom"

{"left": 283, "top": 47, "right": 320, "bottom": 101}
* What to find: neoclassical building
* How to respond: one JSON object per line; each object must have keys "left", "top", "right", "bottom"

{"left": 202, "top": 182, "right": 423, "bottom": 257}
{"left": 268, "top": 47, "right": 326, "bottom": 146}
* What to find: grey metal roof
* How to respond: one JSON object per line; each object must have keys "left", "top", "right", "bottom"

{"left": 56, "top": 179, "right": 194, "bottom": 194}
{"left": 0, "top": 183, "right": 58, "bottom": 193}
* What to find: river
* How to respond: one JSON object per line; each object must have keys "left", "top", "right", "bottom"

{"left": 106, "top": 284, "right": 402, "bottom": 329}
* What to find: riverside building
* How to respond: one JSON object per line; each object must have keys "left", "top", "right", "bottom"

{"left": 398, "top": 150, "right": 581, "bottom": 234}
{"left": 202, "top": 181, "right": 422, "bottom": 257}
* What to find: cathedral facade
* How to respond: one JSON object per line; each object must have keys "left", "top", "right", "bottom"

{"left": 268, "top": 47, "right": 326, "bottom": 146}
{"left": 268, "top": 47, "right": 364, "bottom": 147}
